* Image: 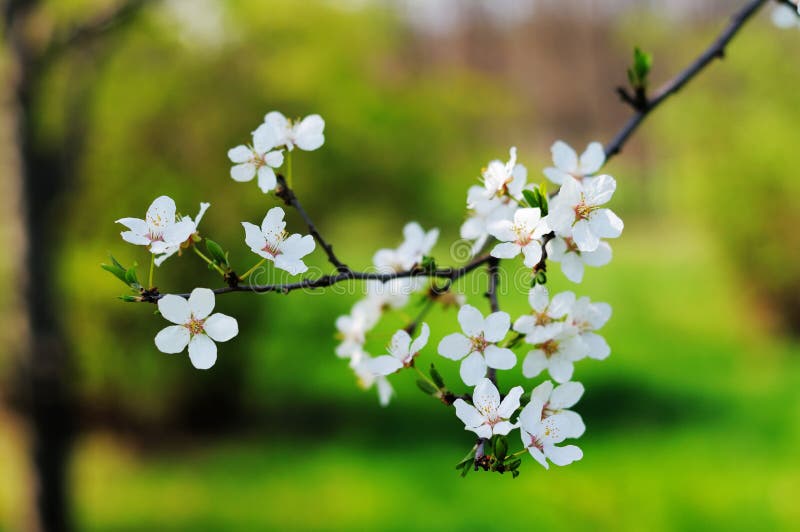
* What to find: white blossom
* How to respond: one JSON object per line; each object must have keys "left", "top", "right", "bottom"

{"left": 521, "top": 322, "right": 588, "bottom": 383}
{"left": 242, "top": 207, "right": 316, "bottom": 275}
{"left": 116, "top": 196, "right": 197, "bottom": 262}
{"left": 482, "top": 147, "right": 526, "bottom": 199}
{"left": 488, "top": 207, "right": 550, "bottom": 267}
{"left": 228, "top": 124, "right": 284, "bottom": 193}
{"left": 151, "top": 202, "right": 211, "bottom": 267}
{"left": 543, "top": 140, "right": 605, "bottom": 185}
{"left": 262, "top": 111, "right": 325, "bottom": 152}
{"left": 513, "top": 285, "right": 575, "bottom": 343}
{"left": 567, "top": 296, "right": 612, "bottom": 360}
{"left": 548, "top": 175, "right": 623, "bottom": 252}
{"left": 460, "top": 185, "right": 516, "bottom": 255}
{"left": 335, "top": 298, "right": 381, "bottom": 358}
{"left": 518, "top": 397, "right": 583, "bottom": 469}
{"left": 530, "top": 380, "right": 586, "bottom": 438}
{"left": 772, "top": 3, "right": 800, "bottom": 29}
{"left": 350, "top": 348, "right": 394, "bottom": 406}
{"left": 369, "top": 323, "right": 430, "bottom": 376}
{"left": 438, "top": 304, "right": 516, "bottom": 385}
{"left": 453, "top": 378, "right": 523, "bottom": 439}
{"left": 546, "top": 236, "right": 612, "bottom": 283}
{"left": 373, "top": 222, "right": 439, "bottom": 273}
{"left": 154, "top": 288, "right": 238, "bottom": 370}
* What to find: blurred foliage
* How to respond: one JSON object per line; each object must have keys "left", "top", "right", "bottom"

{"left": 2, "top": 1, "right": 800, "bottom": 530}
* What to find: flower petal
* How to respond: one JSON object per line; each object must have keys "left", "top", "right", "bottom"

{"left": 551, "top": 140, "right": 578, "bottom": 172}
{"left": 388, "top": 329, "right": 412, "bottom": 360}
{"left": 453, "top": 398, "right": 484, "bottom": 428}
{"left": 188, "top": 334, "right": 217, "bottom": 370}
{"left": 188, "top": 288, "right": 215, "bottom": 319}
{"left": 578, "top": 142, "right": 605, "bottom": 175}
{"left": 484, "top": 345, "right": 516, "bottom": 370}
{"left": 490, "top": 242, "right": 521, "bottom": 259}
{"left": 548, "top": 291, "right": 576, "bottom": 318}
{"left": 437, "top": 333, "right": 471, "bottom": 361}
{"left": 589, "top": 209, "right": 624, "bottom": 239}
{"left": 459, "top": 352, "right": 487, "bottom": 386}
{"left": 369, "top": 355, "right": 403, "bottom": 376}
{"left": 294, "top": 114, "right": 325, "bottom": 151}
{"left": 582, "top": 332, "right": 610, "bottom": 360}
{"left": 548, "top": 354, "right": 575, "bottom": 383}
{"left": 572, "top": 219, "right": 599, "bottom": 252}
{"left": 472, "top": 377, "right": 500, "bottom": 412}
{"left": 257, "top": 166, "right": 277, "bottom": 193}
{"left": 242, "top": 222, "right": 268, "bottom": 256}
{"left": 522, "top": 349, "right": 548, "bottom": 378}
{"left": 154, "top": 325, "right": 190, "bottom": 354}
{"left": 409, "top": 322, "right": 430, "bottom": 354}
{"left": 230, "top": 163, "right": 256, "bottom": 182}
{"left": 545, "top": 444, "right": 583, "bottom": 466}
{"left": 204, "top": 313, "right": 239, "bottom": 342}
{"left": 550, "top": 381, "right": 584, "bottom": 409}
{"left": 497, "top": 385, "right": 524, "bottom": 418}
{"left": 158, "top": 294, "right": 191, "bottom": 324}
{"left": 457, "top": 304, "right": 484, "bottom": 337}
{"left": 483, "top": 311, "right": 510, "bottom": 342}
{"left": 227, "top": 145, "right": 252, "bottom": 163}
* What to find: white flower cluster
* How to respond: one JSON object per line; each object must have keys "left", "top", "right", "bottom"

{"left": 334, "top": 222, "right": 439, "bottom": 405}
{"left": 115, "top": 109, "right": 624, "bottom": 474}
{"left": 335, "top": 140, "right": 621, "bottom": 471}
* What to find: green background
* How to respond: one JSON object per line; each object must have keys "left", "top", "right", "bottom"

{"left": 1, "top": 1, "right": 799, "bottom": 530}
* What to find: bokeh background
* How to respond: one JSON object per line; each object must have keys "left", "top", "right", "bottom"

{"left": 2, "top": 0, "right": 800, "bottom": 530}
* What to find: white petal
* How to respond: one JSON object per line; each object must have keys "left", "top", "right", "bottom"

{"left": 545, "top": 237, "right": 567, "bottom": 260}
{"left": 578, "top": 142, "right": 605, "bottom": 175}
{"left": 453, "top": 398, "right": 484, "bottom": 428}
{"left": 572, "top": 219, "right": 599, "bottom": 252}
{"left": 388, "top": 329, "right": 412, "bottom": 360}
{"left": 472, "top": 377, "right": 500, "bottom": 412}
{"left": 483, "top": 311, "right": 510, "bottom": 342}
{"left": 377, "top": 378, "right": 394, "bottom": 406}
{"left": 585, "top": 174, "right": 616, "bottom": 205}
{"left": 548, "top": 291, "right": 576, "bottom": 319}
{"left": 527, "top": 445, "right": 550, "bottom": 469}
{"left": 437, "top": 333, "right": 471, "bottom": 360}
{"left": 241, "top": 222, "right": 267, "bottom": 255}
{"left": 409, "top": 322, "right": 430, "bottom": 354}
{"left": 257, "top": 166, "right": 277, "bottom": 193}
{"left": 582, "top": 241, "right": 612, "bottom": 267}
{"left": 146, "top": 196, "right": 177, "bottom": 228}
{"left": 261, "top": 206, "right": 287, "bottom": 235}
{"left": 521, "top": 243, "right": 543, "bottom": 268}
{"left": 369, "top": 355, "right": 403, "bottom": 376}
{"left": 162, "top": 219, "right": 195, "bottom": 246}
{"left": 204, "top": 313, "right": 239, "bottom": 342}
{"left": 497, "top": 385, "right": 524, "bottom": 418}
{"left": 484, "top": 345, "right": 516, "bottom": 370}
{"left": 264, "top": 150, "right": 284, "bottom": 168}
{"left": 488, "top": 220, "right": 516, "bottom": 242}
{"left": 560, "top": 253, "right": 585, "bottom": 283}
{"left": 227, "top": 145, "right": 252, "bottom": 163}
{"left": 472, "top": 424, "right": 493, "bottom": 439}
{"left": 490, "top": 242, "right": 521, "bottom": 259}
{"left": 188, "top": 334, "right": 217, "bottom": 370}
{"left": 529, "top": 285, "right": 549, "bottom": 313}
{"left": 154, "top": 325, "right": 190, "bottom": 354}
{"left": 252, "top": 122, "right": 280, "bottom": 153}
{"left": 157, "top": 294, "right": 191, "bottom": 324}
{"left": 281, "top": 234, "right": 315, "bottom": 259}
{"left": 274, "top": 256, "right": 308, "bottom": 275}
{"left": 294, "top": 114, "right": 325, "bottom": 151}
{"left": 543, "top": 167, "right": 567, "bottom": 185}
{"left": 518, "top": 399, "right": 544, "bottom": 433}
{"left": 457, "top": 304, "right": 484, "bottom": 337}
{"left": 513, "top": 315, "right": 536, "bottom": 335}
{"left": 531, "top": 380, "right": 554, "bottom": 405}
{"left": 550, "top": 381, "right": 584, "bottom": 409}
{"left": 551, "top": 140, "right": 578, "bottom": 172}
{"left": 460, "top": 352, "right": 487, "bottom": 386}
{"left": 522, "top": 350, "right": 548, "bottom": 378}
{"left": 492, "top": 421, "right": 515, "bottom": 436}
{"left": 230, "top": 163, "right": 256, "bottom": 182}
{"left": 589, "top": 209, "right": 624, "bottom": 239}
{"left": 545, "top": 444, "right": 583, "bottom": 466}
{"left": 559, "top": 410, "right": 586, "bottom": 439}
{"left": 582, "top": 332, "right": 610, "bottom": 360}
{"left": 116, "top": 217, "right": 148, "bottom": 234}
{"left": 188, "top": 287, "right": 215, "bottom": 319}
{"left": 120, "top": 231, "right": 150, "bottom": 246}
{"left": 548, "top": 354, "right": 574, "bottom": 383}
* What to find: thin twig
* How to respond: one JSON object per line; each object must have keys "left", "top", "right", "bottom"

{"left": 605, "top": 0, "right": 769, "bottom": 161}
{"left": 275, "top": 175, "right": 350, "bottom": 273}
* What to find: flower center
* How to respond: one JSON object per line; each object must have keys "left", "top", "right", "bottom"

{"left": 470, "top": 333, "right": 489, "bottom": 353}
{"left": 574, "top": 201, "right": 593, "bottom": 221}
{"left": 534, "top": 312, "right": 552, "bottom": 326}
{"left": 540, "top": 339, "right": 558, "bottom": 357}
{"left": 513, "top": 224, "right": 533, "bottom": 246}
{"left": 528, "top": 434, "right": 544, "bottom": 451}
{"left": 185, "top": 316, "right": 206, "bottom": 336}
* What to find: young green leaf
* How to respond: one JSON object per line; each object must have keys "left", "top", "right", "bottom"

{"left": 206, "top": 239, "right": 228, "bottom": 267}
{"left": 416, "top": 379, "right": 438, "bottom": 396}
{"left": 429, "top": 363, "right": 445, "bottom": 389}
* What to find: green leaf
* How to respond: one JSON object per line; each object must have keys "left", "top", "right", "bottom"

{"left": 495, "top": 436, "right": 508, "bottom": 461}
{"left": 117, "top": 295, "right": 140, "bottom": 302}
{"left": 429, "top": 364, "right": 445, "bottom": 389}
{"left": 534, "top": 188, "right": 548, "bottom": 216}
{"left": 101, "top": 263, "right": 128, "bottom": 284}
{"left": 421, "top": 255, "right": 436, "bottom": 272}
{"left": 522, "top": 189, "right": 538, "bottom": 209}
{"left": 416, "top": 379, "right": 438, "bottom": 396}
{"left": 206, "top": 239, "right": 228, "bottom": 267}
{"left": 628, "top": 46, "right": 653, "bottom": 89}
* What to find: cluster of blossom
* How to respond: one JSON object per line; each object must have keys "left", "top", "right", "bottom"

{"left": 113, "top": 109, "right": 623, "bottom": 473}
{"left": 773, "top": 1, "right": 800, "bottom": 29}
{"left": 332, "top": 138, "right": 622, "bottom": 470}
